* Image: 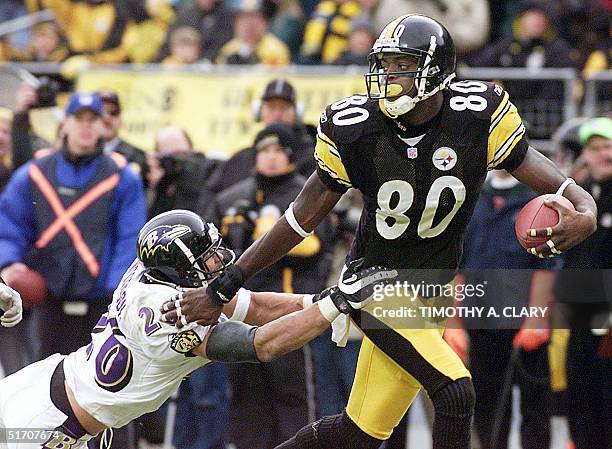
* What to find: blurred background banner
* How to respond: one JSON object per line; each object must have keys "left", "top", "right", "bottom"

{"left": 75, "top": 68, "right": 364, "bottom": 155}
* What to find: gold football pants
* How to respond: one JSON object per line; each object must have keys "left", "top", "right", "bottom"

{"left": 345, "top": 298, "right": 471, "bottom": 440}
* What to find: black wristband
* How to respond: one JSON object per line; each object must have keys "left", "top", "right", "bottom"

{"left": 0, "top": 276, "right": 4, "bottom": 285}
{"left": 207, "top": 264, "right": 245, "bottom": 305}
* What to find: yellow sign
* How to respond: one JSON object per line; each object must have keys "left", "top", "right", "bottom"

{"left": 76, "top": 69, "right": 366, "bottom": 156}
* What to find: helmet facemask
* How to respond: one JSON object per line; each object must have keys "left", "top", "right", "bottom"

{"left": 171, "top": 224, "right": 236, "bottom": 288}
{"left": 186, "top": 232, "right": 236, "bottom": 286}
{"left": 365, "top": 35, "right": 455, "bottom": 118}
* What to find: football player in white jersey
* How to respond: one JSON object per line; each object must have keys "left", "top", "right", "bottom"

{"left": 0, "top": 210, "right": 395, "bottom": 449}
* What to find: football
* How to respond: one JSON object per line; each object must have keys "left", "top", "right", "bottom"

{"left": 515, "top": 194, "right": 575, "bottom": 250}
{"left": 5, "top": 266, "right": 48, "bottom": 308}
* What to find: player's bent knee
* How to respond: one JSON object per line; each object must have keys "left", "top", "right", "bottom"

{"left": 431, "top": 377, "right": 475, "bottom": 417}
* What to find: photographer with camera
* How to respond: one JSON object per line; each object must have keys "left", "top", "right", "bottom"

{"left": 213, "top": 123, "right": 334, "bottom": 449}
{"left": 9, "top": 80, "right": 62, "bottom": 169}
{"left": 146, "top": 126, "right": 228, "bottom": 449}
{"left": 147, "top": 125, "right": 219, "bottom": 218}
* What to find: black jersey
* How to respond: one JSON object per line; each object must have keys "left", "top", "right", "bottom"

{"left": 314, "top": 81, "right": 529, "bottom": 273}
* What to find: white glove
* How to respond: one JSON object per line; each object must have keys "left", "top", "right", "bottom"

{"left": 315, "top": 259, "right": 398, "bottom": 323}
{"left": 337, "top": 258, "right": 398, "bottom": 311}
{"left": 0, "top": 283, "right": 23, "bottom": 327}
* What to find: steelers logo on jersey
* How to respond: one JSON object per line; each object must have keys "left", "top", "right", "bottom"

{"left": 432, "top": 147, "right": 457, "bottom": 171}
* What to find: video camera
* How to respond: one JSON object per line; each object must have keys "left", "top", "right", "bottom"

{"left": 34, "top": 76, "right": 59, "bottom": 108}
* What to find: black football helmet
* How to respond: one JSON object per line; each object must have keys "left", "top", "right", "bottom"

{"left": 365, "top": 14, "right": 456, "bottom": 117}
{"left": 137, "top": 210, "right": 235, "bottom": 288}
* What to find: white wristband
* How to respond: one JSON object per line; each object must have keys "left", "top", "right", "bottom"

{"left": 302, "top": 294, "right": 314, "bottom": 309}
{"left": 556, "top": 178, "right": 576, "bottom": 196}
{"left": 318, "top": 296, "right": 340, "bottom": 322}
{"left": 284, "top": 202, "right": 312, "bottom": 238}
{"left": 229, "top": 288, "right": 251, "bottom": 322}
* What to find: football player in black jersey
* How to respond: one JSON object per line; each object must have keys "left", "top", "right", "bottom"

{"left": 160, "top": 15, "right": 598, "bottom": 449}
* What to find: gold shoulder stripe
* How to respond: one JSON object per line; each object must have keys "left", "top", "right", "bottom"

{"left": 314, "top": 136, "right": 352, "bottom": 187}
{"left": 315, "top": 156, "right": 352, "bottom": 187}
{"left": 317, "top": 125, "right": 340, "bottom": 156}
{"left": 487, "top": 98, "right": 525, "bottom": 167}
{"left": 317, "top": 125, "right": 337, "bottom": 148}
{"left": 490, "top": 91, "right": 509, "bottom": 127}
{"left": 488, "top": 124, "right": 525, "bottom": 169}
{"left": 490, "top": 98, "right": 511, "bottom": 133}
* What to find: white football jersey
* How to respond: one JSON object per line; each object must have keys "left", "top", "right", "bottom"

{"left": 63, "top": 260, "right": 219, "bottom": 428}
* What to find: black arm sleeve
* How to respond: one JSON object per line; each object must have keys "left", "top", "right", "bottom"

{"left": 205, "top": 320, "right": 260, "bottom": 363}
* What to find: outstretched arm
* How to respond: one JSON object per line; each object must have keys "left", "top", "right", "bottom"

{"left": 194, "top": 303, "right": 330, "bottom": 362}
{"left": 189, "top": 263, "right": 399, "bottom": 362}
{"left": 160, "top": 173, "right": 342, "bottom": 328}
{"left": 221, "top": 290, "right": 306, "bottom": 326}
{"left": 510, "top": 147, "right": 597, "bottom": 256}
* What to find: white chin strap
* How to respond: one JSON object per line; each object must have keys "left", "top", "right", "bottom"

{"left": 382, "top": 74, "right": 454, "bottom": 118}
{"left": 383, "top": 94, "right": 419, "bottom": 117}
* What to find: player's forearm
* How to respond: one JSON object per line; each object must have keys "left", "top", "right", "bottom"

{"left": 511, "top": 147, "right": 567, "bottom": 194}
{"left": 254, "top": 305, "right": 330, "bottom": 362}
{"left": 244, "top": 291, "right": 306, "bottom": 326}
{"left": 236, "top": 218, "right": 305, "bottom": 279}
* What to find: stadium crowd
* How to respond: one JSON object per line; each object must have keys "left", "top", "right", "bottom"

{"left": 0, "top": 0, "right": 609, "bottom": 75}
{"left": 0, "top": 1, "right": 610, "bottom": 449}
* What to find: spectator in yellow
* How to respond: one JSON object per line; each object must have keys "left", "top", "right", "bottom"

{"left": 0, "top": 39, "right": 11, "bottom": 62}
{"left": 10, "top": 21, "right": 68, "bottom": 62}
{"left": 26, "top": 0, "right": 174, "bottom": 64}
{"left": 300, "top": 0, "right": 361, "bottom": 64}
{"left": 162, "top": 26, "right": 204, "bottom": 66}
{"left": 332, "top": 16, "right": 376, "bottom": 66}
{"left": 216, "top": 0, "right": 290, "bottom": 66}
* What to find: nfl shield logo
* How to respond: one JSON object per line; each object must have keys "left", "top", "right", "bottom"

{"left": 407, "top": 147, "right": 418, "bottom": 159}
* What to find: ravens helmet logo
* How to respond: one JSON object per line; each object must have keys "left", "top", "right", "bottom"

{"left": 138, "top": 224, "right": 191, "bottom": 260}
